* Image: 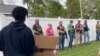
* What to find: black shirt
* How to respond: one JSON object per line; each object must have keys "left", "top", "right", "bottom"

{"left": 57, "top": 26, "right": 65, "bottom": 35}
{"left": 84, "top": 24, "right": 89, "bottom": 31}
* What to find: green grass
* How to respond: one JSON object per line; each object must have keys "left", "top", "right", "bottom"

{"left": 58, "top": 41, "right": 100, "bottom": 56}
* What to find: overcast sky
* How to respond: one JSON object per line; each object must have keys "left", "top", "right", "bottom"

{"left": 3, "top": 0, "right": 66, "bottom": 8}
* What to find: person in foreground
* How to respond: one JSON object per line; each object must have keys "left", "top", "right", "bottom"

{"left": 0, "top": 6, "right": 36, "bottom": 56}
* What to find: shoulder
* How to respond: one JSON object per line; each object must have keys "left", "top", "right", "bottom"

{"left": 62, "top": 26, "right": 65, "bottom": 28}
{"left": 96, "top": 24, "right": 98, "bottom": 26}
{"left": 33, "top": 24, "right": 36, "bottom": 27}
{"left": 75, "top": 24, "right": 78, "bottom": 26}
{"left": 57, "top": 26, "right": 59, "bottom": 28}
{"left": 67, "top": 24, "right": 70, "bottom": 27}
{"left": 25, "top": 26, "right": 32, "bottom": 32}
{"left": 1, "top": 23, "right": 11, "bottom": 32}
{"left": 39, "top": 25, "right": 42, "bottom": 28}
{"left": 46, "top": 28, "right": 49, "bottom": 32}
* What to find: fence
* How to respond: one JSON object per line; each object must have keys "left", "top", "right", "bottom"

{"left": 0, "top": 15, "right": 98, "bottom": 46}
{"left": 0, "top": 14, "right": 99, "bottom": 56}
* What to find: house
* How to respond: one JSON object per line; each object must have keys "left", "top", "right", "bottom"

{"left": 0, "top": 4, "right": 16, "bottom": 16}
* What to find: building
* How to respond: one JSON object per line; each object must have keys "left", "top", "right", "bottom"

{"left": 0, "top": 4, "right": 16, "bottom": 16}
{"left": 0, "top": 0, "right": 4, "bottom": 4}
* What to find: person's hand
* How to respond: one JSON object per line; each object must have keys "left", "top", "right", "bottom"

{"left": 59, "top": 31, "right": 63, "bottom": 33}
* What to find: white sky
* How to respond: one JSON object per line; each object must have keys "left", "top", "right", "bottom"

{"left": 3, "top": 0, "right": 66, "bottom": 8}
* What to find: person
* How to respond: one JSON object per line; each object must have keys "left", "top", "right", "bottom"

{"left": 75, "top": 20, "right": 83, "bottom": 45}
{"left": 96, "top": 21, "right": 100, "bottom": 41}
{"left": 46, "top": 23, "right": 54, "bottom": 36}
{"left": 67, "top": 20, "right": 75, "bottom": 48}
{"left": 83, "top": 20, "right": 90, "bottom": 44}
{"left": 57, "top": 21, "right": 66, "bottom": 50}
{"left": 0, "top": 6, "right": 36, "bottom": 56}
{"left": 33, "top": 19, "right": 43, "bottom": 35}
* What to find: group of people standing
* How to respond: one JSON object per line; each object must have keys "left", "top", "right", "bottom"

{"left": 0, "top": 6, "right": 100, "bottom": 56}
{"left": 57, "top": 20, "right": 90, "bottom": 50}
{"left": 33, "top": 19, "right": 91, "bottom": 50}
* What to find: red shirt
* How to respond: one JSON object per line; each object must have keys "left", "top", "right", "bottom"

{"left": 46, "top": 27, "right": 54, "bottom": 36}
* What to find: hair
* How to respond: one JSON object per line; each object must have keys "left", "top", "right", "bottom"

{"left": 97, "top": 21, "right": 99, "bottom": 24}
{"left": 70, "top": 20, "right": 73, "bottom": 23}
{"left": 78, "top": 20, "right": 81, "bottom": 22}
{"left": 12, "top": 6, "right": 28, "bottom": 22}
{"left": 35, "top": 19, "right": 39, "bottom": 25}
{"left": 48, "top": 23, "right": 52, "bottom": 26}
{"left": 84, "top": 20, "right": 87, "bottom": 26}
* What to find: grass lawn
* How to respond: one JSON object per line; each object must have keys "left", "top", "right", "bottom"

{"left": 58, "top": 41, "right": 100, "bottom": 56}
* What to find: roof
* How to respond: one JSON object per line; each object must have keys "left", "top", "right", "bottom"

{"left": 0, "top": 4, "right": 16, "bottom": 14}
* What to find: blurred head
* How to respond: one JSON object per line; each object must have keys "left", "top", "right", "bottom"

{"left": 70, "top": 20, "right": 73, "bottom": 24}
{"left": 35, "top": 19, "right": 39, "bottom": 25}
{"left": 12, "top": 6, "right": 28, "bottom": 22}
{"left": 97, "top": 21, "right": 99, "bottom": 24}
{"left": 48, "top": 23, "right": 52, "bottom": 28}
{"left": 59, "top": 21, "right": 63, "bottom": 26}
{"left": 84, "top": 20, "right": 87, "bottom": 24}
{"left": 78, "top": 20, "right": 81, "bottom": 24}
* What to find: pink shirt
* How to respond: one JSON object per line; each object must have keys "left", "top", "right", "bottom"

{"left": 46, "top": 27, "right": 54, "bottom": 36}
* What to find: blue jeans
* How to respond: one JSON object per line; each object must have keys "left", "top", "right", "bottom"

{"left": 84, "top": 31, "right": 90, "bottom": 44}
{"left": 68, "top": 31, "right": 74, "bottom": 48}
{"left": 59, "top": 35, "right": 65, "bottom": 50}
{"left": 96, "top": 31, "right": 100, "bottom": 41}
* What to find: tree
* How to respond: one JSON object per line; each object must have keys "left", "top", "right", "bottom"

{"left": 45, "top": 0, "right": 67, "bottom": 18}
{"left": 23, "top": 0, "right": 33, "bottom": 13}
{"left": 23, "top": 0, "right": 46, "bottom": 17}
{"left": 23, "top": 0, "right": 66, "bottom": 18}
{"left": 94, "top": 0, "right": 100, "bottom": 19}
{"left": 66, "top": 0, "right": 80, "bottom": 19}
{"left": 81, "top": 0, "right": 100, "bottom": 19}
{"left": 82, "top": 0, "right": 95, "bottom": 19}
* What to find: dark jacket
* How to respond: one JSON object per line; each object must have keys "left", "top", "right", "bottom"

{"left": 0, "top": 22, "right": 36, "bottom": 56}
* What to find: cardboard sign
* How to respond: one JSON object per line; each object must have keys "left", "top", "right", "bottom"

{"left": 33, "top": 35, "right": 59, "bottom": 56}
{"left": 34, "top": 35, "right": 59, "bottom": 49}
{"left": 33, "top": 50, "right": 56, "bottom": 56}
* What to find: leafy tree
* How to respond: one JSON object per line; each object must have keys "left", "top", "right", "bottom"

{"left": 23, "top": 0, "right": 66, "bottom": 18}
{"left": 45, "top": 0, "right": 67, "bottom": 18}
{"left": 93, "top": 0, "right": 100, "bottom": 19}
{"left": 66, "top": 0, "right": 80, "bottom": 19}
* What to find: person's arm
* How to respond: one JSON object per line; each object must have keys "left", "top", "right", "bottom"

{"left": 75, "top": 24, "right": 78, "bottom": 31}
{"left": 33, "top": 25, "right": 40, "bottom": 35}
{"left": 96, "top": 24, "right": 100, "bottom": 28}
{"left": 0, "top": 30, "right": 4, "bottom": 51}
{"left": 57, "top": 27, "right": 64, "bottom": 34}
{"left": 48, "top": 29, "right": 54, "bottom": 36}
{"left": 23, "top": 29, "right": 36, "bottom": 54}
{"left": 33, "top": 30, "right": 40, "bottom": 34}
{"left": 40, "top": 26, "right": 43, "bottom": 35}
{"left": 81, "top": 24, "right": 84, "bottom": 30}
{"left": 46, "top": 28, "right": 49, "bottom": 36}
